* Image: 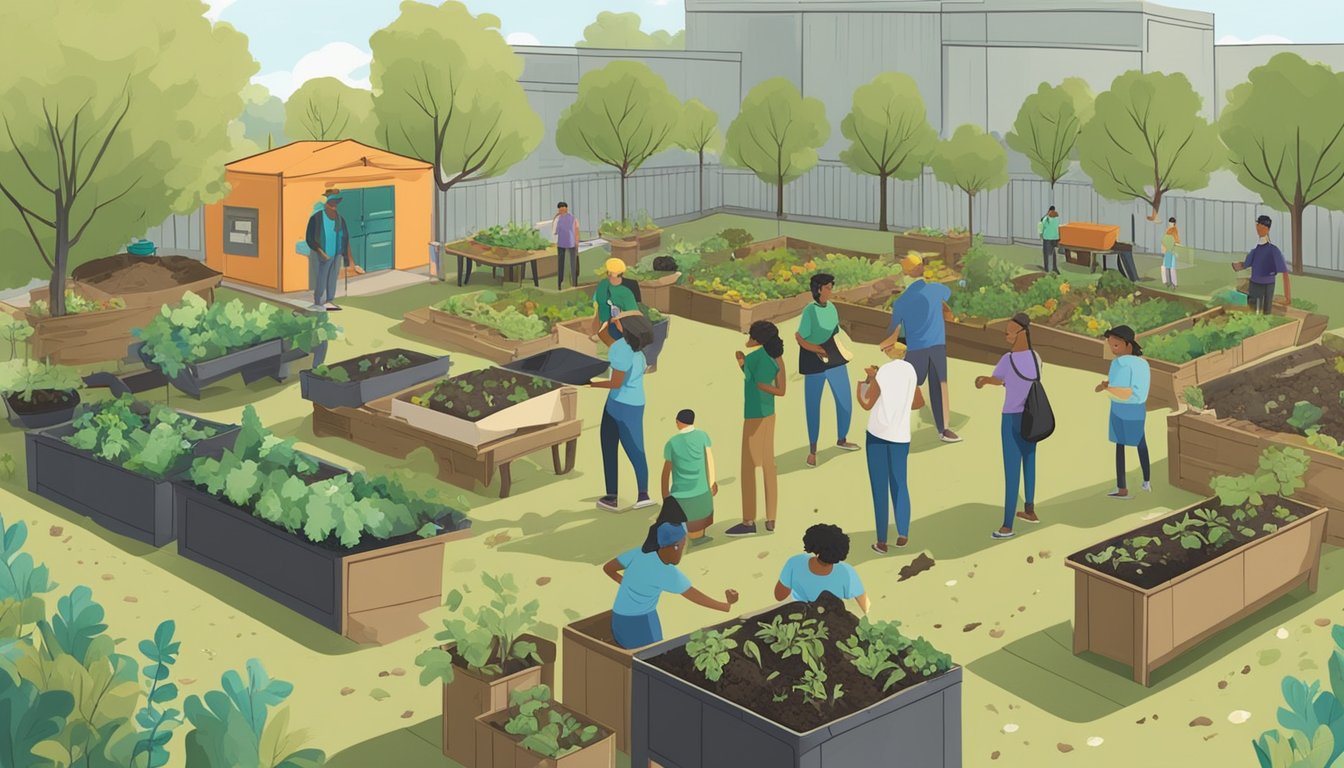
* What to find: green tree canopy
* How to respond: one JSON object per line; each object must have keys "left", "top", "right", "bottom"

{"left": 284, "top": 77, "right": 376, "bottom": 144}
{"left": 673, "top": 99, "right": 722, "bottom": 211}
{"left": 1005, "top": 79, "right": 1092, "bottom": 192}
{"left": 370, "top": 1, "right": 541, "bottom": 192}
{"left": 235, "top": 83, "right": 287, "bottom": 156}
{"left": 0, "top": 0, "right": 256, "bottom": 306}
{"left": 1079, "top": 70, "right": 1221, "bottom": 221}
{"left": 577, "top": 12, "right": 684, "bottom": 49}
{"left": 1221, "top": 52, "right": 1344, "bottom": 274}
{"left": 555, "top": 61, "right": 680, "bottom": 220}
{"left": 930, "top": 124, "right": 1009, "bottom": 239}
{"left": 839, "top": 73, "right": 937, "bottom": 231}
{"left": 724, "top": 78, "right": 830, "bottom": 219}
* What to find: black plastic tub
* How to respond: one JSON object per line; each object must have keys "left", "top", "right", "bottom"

{"left": 300, "top": 349, "right": 450, "bottom": 409}
{"left": 25, "top": 412, "right": 240, "bottom": 546}
{"left": 502, "top": 348, "right": 610, "bottom": 385}
{"left": 138, "top": 339, "right": 286, "bottom": 399}
{"left": 4, "top": 390, "right": 81, "bottom": 430}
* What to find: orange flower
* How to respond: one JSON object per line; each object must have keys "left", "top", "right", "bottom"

{"left": 1044, "top": 298, "right": 1058, "bottom": 311}
{"left": 1059, "top": 282, "right": 1071, "bottom": 295}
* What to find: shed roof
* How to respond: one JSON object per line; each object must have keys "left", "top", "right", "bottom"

{"left": 226, "top": 140, "right": 432, "bottom": 179}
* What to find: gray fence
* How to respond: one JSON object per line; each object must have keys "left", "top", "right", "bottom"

{"left": 139, "top": 211, "right": 205, "bottom": 258}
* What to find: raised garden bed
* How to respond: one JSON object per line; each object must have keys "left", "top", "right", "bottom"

{"left": 563, "top": 610, "right": 653, "bottom": 754}
{"left": 406, "top": 288, "right": 594, "bottom": 365}
{"left": 602, "top": 216, "right": 663, "bottom": 267}
{"left": 475, "top": 691, "right": 614, "bottom": 768}
{"left": 137, "top": 338, "right": 286, "bottom": 398}
{"left": 3, "top": 388, "right": 80, "bottom": 430}
{"left": 300, "top": 348, "right": 450, "bottom": 409}
{"left": 440, "top": 643, "right": 555, "bottom": 767}
{"left": 893, "top": 228, "right": 970, "bottom": 266}
{"left": 631, "top": 594, "right": 961, "bottom": 768}
{"left": 391, "top": 369, "right": 568, "bottom": 447}
{"left": 1141, "top": 307, "right": 1300, "bottom": 410}
{"left": 1068, "top": 472, "right": 1326, "bottom": 685}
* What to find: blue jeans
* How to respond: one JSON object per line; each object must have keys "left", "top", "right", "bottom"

{"left": 1001, "top": 412, "right": 1037, "bottom": 529}
{"left": 601, "top": 400, "right": 647, "bottom": 496}
{"left": 612, "top": 611, "right": 661, "bottom": 649}
{"left": 804, "top": 365, "right": 853, "bottom": 450}
{"left": 866, "top": 433, "right": 911, "bottom": 540}
{"left": 308, "top": 253, "right": 339, "bottom": 305}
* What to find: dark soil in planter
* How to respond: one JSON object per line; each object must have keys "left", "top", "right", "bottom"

{"left": 411, "top": 369, "right": 558, "bottom": 422}
{"left": 72, "top": 254, "right": 219, "bottom": 293}
{"left": 646, "top": 593, "right": 945, "bottom": 733}
{"left": 1067, "top": 496, "right": 1317, "bottom": 589}
{"left": 1203, "top": 345, "right": 1344, "bottom": 442}
{"left": 6, "top": 389, "right": 79, "bottom": 415}
{"left": 480, "top": 701, "right": 610, "bottom": 752}
{"left": 311, "top": 349, "right": 437, "bottom": 383}
{"left": 449, "top": 642, "right": 545, "bottom": 680}
{"left": 652, "top": 256, "right": 679, "bottom": 272}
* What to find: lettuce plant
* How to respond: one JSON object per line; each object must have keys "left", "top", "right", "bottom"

{"left": 416, "top": 572, "right": 542, "bottom": 686}
{"left": 501, "top": 685, "right": 602, "bottom": 759}
{"left": 64, "top": 395, "right": 222, "bottom": 479}
{"left": 0, "top": 359, "right": 82, "bottom": 402}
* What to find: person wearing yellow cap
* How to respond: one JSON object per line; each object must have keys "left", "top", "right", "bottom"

{"left": 592, "top": 257, "right": 640, "bottom": 341}
{"left": 881, "top": 253, "right": 960, "bottom": 444}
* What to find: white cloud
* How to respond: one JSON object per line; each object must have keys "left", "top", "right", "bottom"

{"left": 506, "top": 32, "right": 541, "bottom": 45}
{"left": 1217, "top": 34, "right": 1294, "bottom": 45}
{"left": 253, "top": 42, "right": 372, "bottom": 99}
{"left": 204, "top": 0, "right": 237, "bottom": 22}
{"left": 652, "top": 0, "right": 672, "bottom": 5}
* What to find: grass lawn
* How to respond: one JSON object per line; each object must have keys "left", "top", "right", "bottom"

{"left": 2, "top": 212, "right": 1342, "bottom": 767}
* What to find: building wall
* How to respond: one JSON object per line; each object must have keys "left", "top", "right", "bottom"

{"left": 205, "top": 172, "right": 282, "bottom": 289}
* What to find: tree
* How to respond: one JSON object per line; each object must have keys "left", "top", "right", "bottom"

{"left": 839, "top": 73, "right": 937, "bottom": 232}
{"left": 673, "top": 99, "right": 722, "bottom": 212}
{"left": 370, "top": 1, "right": 541, "bottom": 192}
{"left": 285, "top": 77, "right": 376, "bottom": 144}
{"left": 1220, "top": 53, "right": 1344, "bottom": 274}
{"left": 577, "top": 11, "right": 684, "bottom": 49}
{"left": 555, "top": 61, "right": 680, "bottom": 220}
{"left": 1006, "top": 79, "right": 1093, "bottom": 194}
{"left": 724, "top": 78, "right": 830, "bottom": 219}
{"left": 1079, "top": 70, "right": 1221, "bottom": 221}
{"left": 0, "top": 1, "right": 255, "bottom": 310}
{"left": 930, "top": 125, "right": 1009, "bottom": 239}
{"left": 229, "top": 84, "right": 287, "bottom": 158}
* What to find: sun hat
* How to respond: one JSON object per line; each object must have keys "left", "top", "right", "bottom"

{"left": 656, "top": 522, "right": 687, "bottom": 548}
{"left": 605, "top": 258, "right": 627, "bottom": 274}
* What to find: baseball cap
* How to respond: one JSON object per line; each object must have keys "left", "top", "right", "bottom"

{"left": 324, "top": 189, "right": 343, "bottom": 203}
{"left": 1256, "top": 214, "right": 1273, "bottom": 228}
{"left": 1103, "top": 325, "right": 1143, "bottom": 356}
{"left": 605, "top": 258, "right": 627, "bottom": 274}
{"left": 656, "top": 522, "right": 686, "bottom": 548}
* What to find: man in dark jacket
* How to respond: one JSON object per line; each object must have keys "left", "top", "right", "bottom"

{"left": 305, "top": 189, "right": 362, "bottom": 310}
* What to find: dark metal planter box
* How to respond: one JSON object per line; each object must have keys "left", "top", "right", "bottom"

{"left": 4, "top": 391, "right": 81, "bottom": 430}
{"left": 299, "top": 349, "right": 451, "bottom": 409}
{"left": 172, "top": 476, "right": 473, "bottom": 643}
{"left": 138, "top": 339, "right": 285, "bottom": 398}
{"left": 631, "top": 630, "right": 963, "bottom": 768}
{"left": 24, "top": 414, "right": 240, "bottom": 547}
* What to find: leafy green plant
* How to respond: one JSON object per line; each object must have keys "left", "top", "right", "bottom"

{"left": 840, "top": 618, "right": 910, "bottom": 692}
{"left": 688, "top": 248, "right": 903, "bottom": 305}
{"left": 1184, "top": 385, "right": 1206, "bottom": 410}
{"left": 0, "top": 316, "right": 34, "bottom": 360}
{"left": 416, "top": 572, "right": 542, "bottom": 686}
{"left": 687, "top": 625, "right": 740, "bottom": 683}
{"left": 435, "top": 288, "right": 592, "bottom": 340}
{"left": 0, "top": 673, "right": 74, "bottom": 768}
{"left": 310, "top": 364, "right": 350, "bottom": 383}
{"left": 1162, "top": 508, "right": 1233, "bottom": 549}
{"left": 64, "top": 395, "right": 222, "bottom": 479}
{"left": 0, "top": 359, "right": 82, "bottom": 401}
{"left": 1085, "top": 544, "right": 1154, "bottom": 567}
{"left": 500, "top": 685, "right": 603, "bottom": 758}
{"left": 755, "top": 613, "right": 829, "bottom": 670}
{"left": 183, "top": 658, "right": 325, "bottom": 768}
{"left": 904, "top": 637, "right": 954, "bottom": 677}
{"left": 0, "top": 453, "right": 14, "bottom": 482}
{"left": 29, "top": 290, "right": 126, "bottom": 317}
{"left": 1144, "top": 312, "right": 1291, "bottom": 364}
{"left": 1307, "top": 429, "right": 1344, "bottom": 457}
{"left": 599, "top": 210, "right": 656, "bottom": 238}
{"left": 716, "top": 228, "right": 753, "bottom": 250}
{"left": 473, "top": 222, "right": 551, "bottom": 251}
{"left": 134, "top": 620, "right": 183, "bottom": 768}
{"left": 1252, "top": 624, "right": 1344, "bottom": 767}
{"left": 1291, "top": 297, "right": 1320, "bottom": 312}
{"left": 903, "top": 226, "right": 967, "bottom": 238}
{"left": 1288, "top": 401, "right": 1325, "bottom": 433}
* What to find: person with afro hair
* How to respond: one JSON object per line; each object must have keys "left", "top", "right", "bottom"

{"left": 774, "top": 524, "right": 869, "bottom": 614}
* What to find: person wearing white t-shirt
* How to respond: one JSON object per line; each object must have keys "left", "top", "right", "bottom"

{"left": 856, "top": 344, "right": 925, "bottom": 554}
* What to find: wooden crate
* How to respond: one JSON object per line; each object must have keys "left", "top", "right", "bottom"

{"left": 563, "top": 611, "right": 656, "bottom": 754}
{"left": 892, "top": 232, "right": 970, "bottom": 266}
{"left": 401, "top": 307, "right": 557, "bottom": 364}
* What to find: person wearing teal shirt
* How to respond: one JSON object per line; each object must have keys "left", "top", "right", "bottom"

{"left": 592, "top": 258, "right": 639, "bottom": 340}
{"left": 661, "top": 409, "right": 717, "bottom": 539}
{"left": 1038, "top": 206, "right": 1061, "bottom": 273}
{"left": 795, "top": 273, "right": 860, "bottom": 468}
{"left": 774, "top": 524, "right": 869, "bottom": 614}
{"left": 591, "top": 312, "right": 656, "bottom": 512}
{"left": 727, "top": 321, "right": 787, "bottom": 537}
{"left": 1097, "top": 325, "right": 1152, "bottom": 499}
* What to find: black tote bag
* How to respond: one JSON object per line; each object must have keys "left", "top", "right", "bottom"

{"left": 1009, "top": 352, "right": 1055, "bottom": 443}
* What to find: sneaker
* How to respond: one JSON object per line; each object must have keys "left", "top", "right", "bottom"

{"left": 633, "top": 494, "right": 657, "bottom": 510}
{"left": 764, "top": 521, "right": 775, "bottom": 532}
{"left": 836, "top": 440, "right": 861, "bottom": 452}
{"left": 324, "top": 303, "right": 343, "bottom": 311}
{"left": 596, "top": 496, "right": 621, "bottom": 512}
{"left": 992, "top": 529, "right": 1016, "bottom": 539}
{"left": 894, "top": 536, "right": 908, "bottom": 548}
{"left": 1016, "top": 510, "right": 1041, "bottom": 524}
{"left": 725, "top": 523, "right": 757, "bottom": 537}
{"left": 1142, "top": 481, "right": 1152, "bottom": 492}
{"left": 871, "top": 542, "right": 889, "bottom": 555}
{"left": 1107, "top": 489, "right": 1133, "bottom": 500}
{"left": 939, "top": 429, "right": 962, "bottom": 443}
{"left": 310, "top": 303, "right": 326, "bottom": 311}
{"left": 806, "top": 454, "right": 817, "bottom": 468}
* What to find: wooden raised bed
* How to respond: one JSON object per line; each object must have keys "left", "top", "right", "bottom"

{"left": 892, "top": 232, "right": 970, "bottom": 266}
{"left": 613, "top": 271, "right": 680, "bottom": 313}
{"left": 607, "top": 229, "right": 663, "bottom": 266}
{"left": 1283, "top": 305, "right": 1329, "bottom": 346}
{"left": 311, "top": 389, "right": 581, "bottom": 498}
{"left": 440, "top": 635, "right": 557, "bottom": 767}
{"left": 391, "top": 381, "right": 571, "bottom": 447}
{"left": 475, "top": 704, "right": 615, "bottom": 768}
{"left": 1068, "top": 499, "right": 1326, "bottom": 686}
{"left": 299, "top": 349, "right": 451, "bottom": 410}
{"left": 174, "top": 479, "right": 472, "bottom": 644}
{"left": 563, "top": 611, "right": 653, "bottom": 754}
{"left": 1145, "top": 306, "right": 1302, "bottom": 410}
{"left": 445, "top": 238, "right": 557, "bottom": 281}
{"left": 554, "top": 316, "right": 671, "bottom": 373}
{"left": 735, "top": 235, "right": 885, "bottom": 263}
{"left": 402, "top": 307, "right": 557, "bottom": 365}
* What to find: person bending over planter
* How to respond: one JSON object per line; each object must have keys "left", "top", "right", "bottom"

{"left": 774, "top": 523, "right": 869, "bottom": 614}
{"left": 1097, "top": 325, "right": 1151, "bottom": 499}
{"left": 880, "top": 253, "right": 961, "bottom": 444}
{"left": 592, "top": 258, "right": 639, "bottom": 340}
{"left": 661, "top": 409, "right": 717, "bottom": 539}
{"left": 976, "top": 313, "right": 1043, "bottom": 540}
{"left": 640, "top": 496, "right": 689, "bottom": 552}
{"left": 796, "top": 273, "right": 860, "bottom": 468}
{"left": 604, "top": 522, "right": 739, "bottom": 649}
{"left": 727, "top": 321, "right": 787, "bottom": 537}
{"left": 591, "top": 312, "right": 657, "bottom": 512}
{"left": 857, "top": 341, "right": 923, "bottom": 552}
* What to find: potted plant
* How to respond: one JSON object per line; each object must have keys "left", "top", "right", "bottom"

{"left": 26, "top": 395, "right": 239, "bottom": 546}
{"left": 174, "top": 406, "right": 472, "bottom": 643}
{"left": 391, "top": 368, "right": 571, "bottom": 446}
{"left": 0, "top": 358, "right": 82, "bottom": 429}
{"left": 416, "top": 571, "right": 557, "bottom": 768}
{"left": 892, "top": 226, "right": 971, "bottom": 265}
{"left": 300, "top": 348, "right": 451, "bottom": 409}
{"left": 630, "top": 593, "right": 961, "bottom": 768}
{"left": 1068, "top": 446, "right": 1327, "bottom": 685}
{"left": 600, "top": 211, "right": 661, "bottom": 265}
{"left": 475, "top": 684, "right": 614, "bottom": 768}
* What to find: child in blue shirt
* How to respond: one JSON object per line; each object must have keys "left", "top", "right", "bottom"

{"left": 1097, "top": 325, "right": 1152, "bottom": 499}
{"left": 774, "top": 524, "right": 869, "bottom": 614}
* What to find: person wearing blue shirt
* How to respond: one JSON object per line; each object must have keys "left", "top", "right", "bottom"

{"left": 774, "top": 524, "right": 869, "bottom": 614}
{"left": 1097, "top": 325, "right": 1152, "bottom": 499}
{"left": 303, "top": 189, "right": 363, "bottom": 311}
{"left": 1233, "top": 215, "right": 1293, "bottom": 314}
{"left": 881, "top": 255, "right": 961, "bottom": 443}
{"left": 604, "top": 522, "right": 739, "bottom": 649}
{"left": 590, "top": 311, "right": 657, "bottom": 512}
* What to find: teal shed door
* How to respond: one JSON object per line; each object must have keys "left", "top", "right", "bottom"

{"left": 335, "top": 186, "right": 396, "bottom": 272}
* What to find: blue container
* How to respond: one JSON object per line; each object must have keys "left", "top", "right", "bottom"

{"left": 128, "top": 240, "right": 156, "bottom": 257}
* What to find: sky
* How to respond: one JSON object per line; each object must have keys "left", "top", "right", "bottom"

{"left": 204, "top": 0, "right": 1344, "bottom": 98}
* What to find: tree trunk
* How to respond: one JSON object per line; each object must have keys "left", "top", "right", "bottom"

{"left": 967, "top": 191, "right": 976, "bottom": 240}
{"left": 878, "top": 172, "right": 889, "bottom": 232}
{"left": 1146, "top": 188, "right": 1164, "bottom": 222}
{"left": 1291, "top": 199, "right": 1306, "bottom": 274}
{"left": 620, "top": 171, "right": 628, "bottom": 222}
{"left": 49, "top": 210, "right": 70, "bottom": 318}
{"left": 776, "top": 178, "right": 785, "bottom": 219}
{"left": 698, "top": 149, "right": 705, "bottom": 212}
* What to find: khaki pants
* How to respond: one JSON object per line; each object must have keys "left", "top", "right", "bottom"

{"left": 741, "top": 415, "right": 778, "bottom": 524}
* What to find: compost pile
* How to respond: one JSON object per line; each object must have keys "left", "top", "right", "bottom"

{"left": 411, "top": 369, "right": 558, "bottom": 422}
{"left": 1203, "top": 344, "right": 1344, "bottom": 443}
{"left": 647, "top": 593, "right": 953, "bottom": 732}
{"left": 71, "top": 254, "right": 220, "bottom": 295}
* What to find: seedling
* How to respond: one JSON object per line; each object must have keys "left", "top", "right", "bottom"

{"left": 417, "top": 572, "right": 542, "bottom": 686}
{"left": 1183, "top": 385, "right": 1205, "bottom": 410}
{"left": 1286, "top": 400, "right": 1324, "bottom": 433}
{"left": 501, "top": 685, "right": 602, "bottom": 759}
{"left": 687, "top": 625, "right": 740, "bottom": 682}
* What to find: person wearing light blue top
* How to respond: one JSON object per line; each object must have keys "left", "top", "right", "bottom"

{"left": 604, "top": 522, "right": 740, "bottom": 649}
{"left": 881, "top": 256, "right": 960, "bottom": 443}
{"left": 303, "top": 189, "right": 362, "bottom": 311}
{"left": 1097, "top": 325, "right": 1152, "bottom": 499}
{"left": 591, "top": 312, "right": 656, "bottom": 512}
{"left": 774, "top": 524, "right": 869, "bottom": 614}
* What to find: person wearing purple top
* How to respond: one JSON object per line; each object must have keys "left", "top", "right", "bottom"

{"left": 976, "top": 313, "right": 1042, "bottom": 540}
{"left": 1233, "top": 215, "right": 1293, "bottom": 314}
{"left": 552, "top": 201, "right": 581, "bottom": 289}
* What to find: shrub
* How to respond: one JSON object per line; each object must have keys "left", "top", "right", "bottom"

{"left": 183, "top": 659, "right": 325, "bottom": 768}
{"left": 1252, "top": 624, "right": 1344, "bottom": 767}
{"left": 716, "top": 228, "right": 753, "bottom": 250}
{"left": 473, "top": 222, "right": 550, "bottom": 251}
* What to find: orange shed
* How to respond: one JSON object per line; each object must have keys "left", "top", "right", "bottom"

{"left": 205, "top": 140, "right": 433, "bottom": 292}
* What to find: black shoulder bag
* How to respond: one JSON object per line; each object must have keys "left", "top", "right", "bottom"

{"left": 1009, "top": 351, "right": 1055, "bottom": 443}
